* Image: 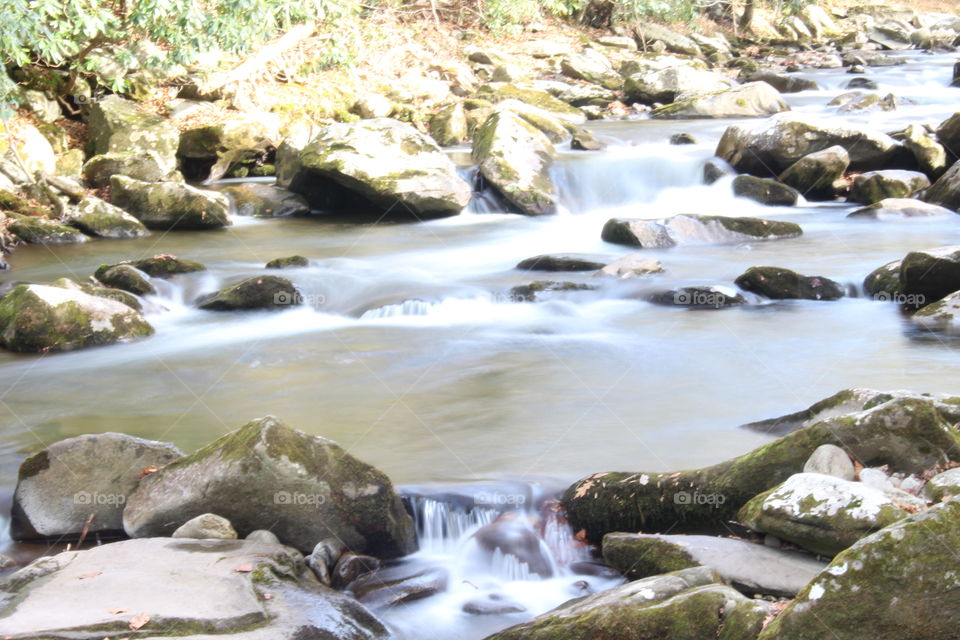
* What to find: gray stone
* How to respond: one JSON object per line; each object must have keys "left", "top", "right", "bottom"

{"left": 652, "top": 82, "right": 789, "bottom": 120}
{"left": 65, "top": 196, "right": 151, "bottom": 239}
{"left": 848, "top": 198, "right": 955, "bottom": 219}
{"left": 849, "top": 170, "right": 930, "bottom": 204}
{"left": 804, "top": 444, "right": 855, "bottom": 480}
{"left": 924, "top": 467, "right": 960, "bottom": 501}
{"left": 110, "top": 176, "right": 231, "bottom": 230}
{"left": 172, "top": 513, "right": 238, "bottom": 540}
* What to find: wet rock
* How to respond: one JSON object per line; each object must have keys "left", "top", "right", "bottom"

{"left": 571, "top": 128, "right": 604, "bottom": 151}
{"left": 218, "top": 183, "right": 310, "bottom": 218}
{"left": 598, "top": 254, "right": 663, "bottom": 279}
{"left": 902, "top": 123, "right": 947, "bottom": 178}
{"left": 429, "top": 103, "right": 469, "bottom": 147}
{"left": 349, "top": 564, "right": 449, "bottom": 608}
{"left": 732, "top": 174, "right": 800, "bottom": 206}
{"left": 64, "top": 196, "right": 151, "bottom": 239}
{"left": 516, "top": 254, "right": 606, "bottom": 272}
{"left": 266, "top": 255, "right": 309, "bottom": 269}
{"left": 912, "top": 289, "right": 960, "bottom": 335}
{"left": 848, "top": 198, "right": 954, "bottom": 219}
{"left": 11, "top": 432, "right": 182, "bottom": 540}
{"left": 602, "top": 214, "right": 802, "bottom": 248}
{"left": 123, "top": 416, "right": 417, "bottom": 557}
{"left": 178, "top": 112, "right": 280, "bottom": 182}
{"left": 804, "top": 444, "right": 856, "bottom": 480}
{"left": 510, "top": 281, "right": 595, "bottom": 302}
{"left": 332, "top": 552, "right": 381, "bottom": 590}
{"left": 735, "top": 266, "right": 845, "bottom": 300}
{"left": 87, "top": 95, "right": 179, "bottom": 178}
{"left": 745, "top": 71, "right": 819, "bottom": 93}
{"left": 94, "top": 263, "right": 156, "bottom": 296}
{"left": 563, "top": 392, "right": 960, "bottom": 544}
{"left": 197, "top": 276, "right": 301, "bottom": 311}
{"left": 758, "top": 497, "right": 960, "bottom": 640}
{"left": 778, "top": 145, "right": 850, "bottom": 200}
{"left": 172, "top": 513, "right": 238, "bottom": 540}
{"left": 50, "top": 277, "right": 142, "bottom": 312}
{"left": 648, "top": 286, "right": 747, "bottom": 309}
{"left": 624, "top": 67, "right": 735, "bottom": 104}
{"left": 463, "top": 593, "right": 527, "bottom": 615}
{"left": 923, "top": 159, "right": 960, "bottom": 210}
{"left": 560, "top": 49, "right": 622, "bottom": 90}
{"left": 829, "top": 91, "right": 899, "bottom": 113}
{"left": 936, "top": 112, "right": 960, "bottom": 159}
{"left": 601, "top": 218, "right": 675, "bottom": 249}
{"left": 924, "top": 467, "right": 960, "bottom": 501}
{"left": 849, "top": 170, "right": 930, "bottom": 204}
{"left": 702, "top": 158, "right": 732, "bottom": 185}
{"left": 306, "top": 538, "right": 341, "bottom": 585}
{"left": 110, "top": 176, "right": 231, "bottom": 230}
{"left": 568, "top": 560, "right": 622, "bottom": 579}
{"left": 900, "top": 245, "right": 960, "bottom": 308}
{"left": 486, "top": 566, "right": 768, "bottom": 640}
{"left": 652, "top": 81, "right": 789, "bottom": 120}
{"left": 0, "top": 283, "right": 154, "bottom": 352}
{"left": 737, "top": 473, "right": 911, "bottom": 556}
{"left": 863, "top": 259, "right": 904, "bottom": 301}
{"left": 471, "top": 513, "right": 554, "bottom": 578}
{"left": 128, "top": 254, "right": 206, "bottom": 277}
{"left": 602, "top": 532, "right": 826, "bottom": 597}
{"left": 473, "top": 110, "right": 556, "bottom": 216}
{"left": 7, "top": 215, "right": 89, "bottom": 244}
{"left": 0, "top": 537, "right": 387, "bottom": 640}
{"left": 82, "top": 150, "right": 181, "bottom": 187}
{"left": 845, "top": 76, "right": 878, "bottom": 90}
{"left": 717, "top": 114, "right": 904, "bottom": 176}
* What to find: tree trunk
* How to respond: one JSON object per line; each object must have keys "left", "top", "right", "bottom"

{"left": 738, "top": 0, "right": 755, "bottom": 32}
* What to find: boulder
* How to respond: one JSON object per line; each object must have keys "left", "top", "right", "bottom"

{"left": 848, "top": 198, "right": 954, "bottom": 219}
{"left": 912, "top": 290, "right": 960, "bottom": 335}
{"left": 634, "top": 23, "right": 702, "bottom": 57}
{"left": 804, "top": 444, "right": 856, "bottom": 480}
{"left": 94, "top": 264, "right": 156, "bottom": 297}
{"left": 744, "top": 72, "right": 819, "bottom": 93}
{"left": 830, "top": 91, "right": 897, "bottom": 113}
{"left": 122, "top": 416, "right": 417, "bottom": 558}
{"left": 126, "top": 254, "right": 206, "bottom": 277}
{"left": 178, "top": 112, "right": 281, "bottom": 182}
{"left": 936, "top": 112, "right": 960, "bottom": 159}
{"left": 475, "top": 84, "right": 586, "bottom": 124}
{"left": 218, "top": 183, "right": 310, "bottom": 218}
{"left": 110, "top": 176, "right": 231, "bottom": 230}
{"left": 86, "top": 95, "right": 179, "bottom": 176}
{"left": 602, "top": 532, "right": 826, "bottom": 597}
{"left": 516, "top": 254, "right": 606, "bottom": 272}
{"left": 900, "top": 245, "right": 960, "bottom": 308}
{"left": 848, "top": 170, "right": 930, "bottom": 204}
{"left": 732, "top": 175, "right": 800, "bottom": 206}
{"left": 924, "top": 467, "right": 960, "bottom": 501}
{"left": 739, "top": 388, "right": 912, "bottom": 437}
{"left": 49, "top": 277, "right": 142, "bottom": 312}
{"left": 7, "top": 215, "right": 89, "bottom": 244}
{"left": 485, "top": 566, "right": 769, "bottom": 640}
{"left": 563, "top": 393, "right": 960, "bottom": 544}
{"left": 758, "top": 498, "right": 960, "bottom": 640}
{"left": 197, "top": 276, "right": 301, "bottom": 311}
{"left": 348, "top": 565, "right": 449, "bottom": 609}
{"left": 266, "top": 255, "right": 309, "bottom": 269}
{"left": 652, "top": 82, "right": 789, "bottom": 120}
{"left": 737, "top": 473, "right": 911, "bottom": 556}
{"left": 601, "top": 214, "right": 802, "bottom": 248}
{"left": 10, "top": 433, "right": 182, "bottom": 540}
{"left": 560, "top": 49, "right": 622, "bottom": 90}
{"left": 4, "top": 125, "right": 56, "bottom": 179}
{"left": 493, "top": 99, "right": 569, "bottom": 143}
{"left": 624, "top": 67, "right": 735, "bottom": 104}
{"left": 82, "top": 150, "right": 180, "bottom": 188}
{"left": 469, "top": 513, "right": 554, "bottom": 578}
{"left": 429, "top": 103, "right": 469, "bottom": 147}
{"left": 172, "top": 513, "right": 238, "bottom": 540}
{"left": 923, "top": 159, "right": 960, "bottom": 210}
{"left": 0, "top": 537, "right": 387, "bottom": 640}
{"left": 902, "top": 123, "right": 947, "bottom": 178}
{"left": 862, "top": 259, "right": 903, "bottom": 300}
{"left": 555, "top": 84, "right": 616, "bottom": 108}
{"left": 778, "top": 146, "right": 850, "bottom": 200}
{"left": 598, "top": 254, "right": 664, "bottom": 279}
{"left": 331, "top": 552, "right": 380, "bottom": 590}
{"left": 0, "top": 283, "right": 154, "bottom": 352}
{"left": 648, "top": 286, "right": 747, "bottom": 309}
{"left": 735, "top": 266, "right": 845, "bottom": 300}
{"left": 64, "top": 196, "right": 151, "bottom": 239}
{"left": 473, "top": 110, "right": 556, "bottom": 216}
{"left": 510, "top": 281, "right": 595, "bottom": 302}
{"left": 717, "top": 114, "right": 904, "bottom": 176}
{"left": 292, "top": 118, "right": 470, "bottom": 217}
{"left": 571, "top": 128, "right": 604, "bottom": 150}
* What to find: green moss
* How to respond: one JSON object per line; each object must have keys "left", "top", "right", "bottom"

{"left": 17, "top": 450, "right": 51, "bottom": 481}
{"left": 602, "top": 533, "right": 698, "bottom": 579}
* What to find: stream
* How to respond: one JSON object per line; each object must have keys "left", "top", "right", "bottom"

{"left": 1, "top": 50, "right": 959, "bottom": 639}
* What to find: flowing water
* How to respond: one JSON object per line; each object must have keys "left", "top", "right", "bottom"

{"left": 1, "top": 51, "right": 959, "bottom": 638}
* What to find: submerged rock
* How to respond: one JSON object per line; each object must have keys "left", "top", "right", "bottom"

{"left": 598, "top": 254, "right": 664, "bottom": 279}
{"left": 266, "top": 255, "right": 309, "bottom": 269}
{"left": 732, "top": 174, "right": 800, "bottom": 206}
{"left": 65, "top": 196, "right": 151, "bottom": 239}
{"left": 510, "top": 281, "right": 595, "bottom": 302}
{"left": 196, "top": 276, "right": 301, "bottom": 311}
{"left": 602, "top": 214, "right": 802, "bottom": 248}
{"left": 470, "top": 513, "right": 554, "bottom": 578}
{"left": 516, "top": 254, "right": 606, "bottom": 272}
{"left": 848, "top": 170, "right": 930, "bottom": 204}
{"left": 348, "top": 565, "right": 449, "bottom": 609}
{"left": 110, "top": 176, "right": 231, "bottom": 230}
{"left": 735, "top": 266, "right": 845, "bottom": 300}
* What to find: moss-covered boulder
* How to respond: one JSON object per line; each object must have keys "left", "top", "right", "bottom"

{"left": 602, "top": 532, "right": 826, "bottom": 597}
{"left": 475, "top": 83, "right": 586, "bottom": 124}
{"left": 128, "top": 254, "right": 206, "bottom": 277}
{"left": 744, "top": 71, "right": 819, "bottom": 93}
{"left": 849, "top": 170, "right": 930, "bottom": 204}
{"left": 472, "top": 110, "right": 556, "bottom": 216}
{"left": 601, "top": 214, "right": 802, "bottom": 249}
{"left": 86, "top": 95, "right": 179, "bottom": 177}
{"left": 560, "top": 49, "right": 622, "bottom": 90}
{"left": 829, "top": 91, "right": 898, "bottom": 113}
{"left": 923, "top": 159, "right": 960, "bottom": 211}
{"left": 197, "top": 276, "right": 301, "bottom": 311}
{"left": 516, "top": 254, "right": 607, "bottom": 272}
{"left": 717, "top": 114, "right": 904, "bottom": 176}
{"left": 735, "top": 266, "right": 845, "bottom": 300}
{"left": 7, "top": 215, "right": 88, "bottom": 244}
{"left": 64, "top": 195, "right": 151, "bottom": 239}
{"left": 652, "top": 82, "right": 789, "bottom": 120}
{"left": 123, "top": 416, "right": 417, "bottom": 557}
{"left": 778, "top": 145, "right": 850, "bottom": 200}
{"left": 624, "top": 67, "right": 735, "bottom": 104}
{"left": 178, "top": 112, "right": 281, "bottom": 182}
{"left": 648, "top": 286, "right": 747, "bottom": 309}
{"left": 936, "top": 112, "right": 960, "bottom": 158}
{"left": 429, "top": 103, "right": 469, "bottom": 147}
{"left": 94, "top": 263, "right": 156, "bottom": 296}
{"left": 912, "top": 290, "right": 960, "bottom": 335}
{"left": 634, "top": 23, "right": 703, "bottom": 57}
{"left": 485, "top": 566, "right": 769, "bottom": 640}
{"left": 218, "top": 183, "right": 310, "bottom": 218}
{"left": 732, "top": 175, "right": 800, "bottom": 206}
{"left": 848, "top": 198, "right": 954, "bottom": 219}
{"left": 266, "top": 255, "right": 309, "bottom": 269}
{"left": 50, "top": 277, "right": 142, "bottom": 311}
{"left": 900, "top": 245, "right": 960, "bottom": 308}
{"left": 563, "top": 393, "right": 960, "bottom": 544}
{"left": 0, "top": 283, "right": 154, "bottom": 352}
{"left": 737, "top": 473, "right": 911, "bottom": 556}
{"left": 863, "top": 259, "right": 903, "bottom": 299}
{"left": 11, "top": 433, "right": 182, "bottom": 540}
{"left": 82, "top": 150, "right": 180, "bottom": 188}
{"left": 292, "top": 118, "right": 470, "bottom": 217}
{"left": 758, "top": 497, "right": 960, "bottom": 640}
{"left": 903, "top": 123, "right": 947, "bottom": 178}
{"left": 494, "top": 100, "right": 570, "bottom": 143}
{"left": 924, "top": 468, "right": 960, "bottom": 501}
{"left": 110, "top": 175, "right": 231, "bottom": 230}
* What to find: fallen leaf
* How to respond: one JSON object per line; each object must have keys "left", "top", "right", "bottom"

{"left": 263, "top": 593, "right": 273, "bottom": 600}
{"left": 235, "top": 564, "right": 254, "bottom": 573}
{"left": 77, "top": 571, "right": 102, "bottom": 580}
{"left": 108, "top": 608, "right": 128, "bottom": 615}
{"left": 129, "top": 613, "right": 150, "bottom": 630}
{"left": 138, "top": 465, "right": 161, "bottom": 479}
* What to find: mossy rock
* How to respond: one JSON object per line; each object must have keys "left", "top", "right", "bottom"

{"left": 652, "top": 82, "right": 789, "bottom": 120}
{"left": 735, "top": 266, "right": 845, "bottom": 300}
{"left": 849, "top": 170, "right": 930, "bottom": 204}
{"left": 429, "top": 103, "right": 469, "bottom": 147}
{"left": 65, "top": 196, "right": 151, "bottom": 239}
{"left": 265, "top": 255, "right": 309, "bottom": 269}
{"left": 900, "top": 246, "right": 960, "bottom": 309}
{"left": 196, "top": 276, "right": 300, "bottom": 311}
{"left": 8, "top": 215, "right": 89, "bottom": 245}
{"left": 82, "top": 151, "right": 180, "bottom": 188}
{"left": 732, "top": 175, "right": 800, "bottom": 206}
{"left": 94, "top": 264, "right": 156, "bottom": 297}
{"left": 126, "top": 255, "right": 207, "bottom": 278}
{"left": 563, "top": 393, "right": 960, "bottom": 544}
{"left": 475, "top": 84, "right": 586, "bottom": 124}
{"left": 863, "top": 259, "right": 903, "bottom": 299}
{"left": 86, "top": 95, "right": 179, "bottom": 175}
{"left": 110, "top": 176, "right": 231, "bottom": 230}
{"left": 510, "top": 281, "right": 596, "bottom": 302}
{"left": 218, "top": 183, "right": 309, "bottom": 218}
{"left": 778, "top": 145, "right": 850, "bottom": 200}
{"left": 50, "top": 277, "right": 142, "bottom": 312}
{"left": 912, "top": 289, "right": 960, "bottom": 335}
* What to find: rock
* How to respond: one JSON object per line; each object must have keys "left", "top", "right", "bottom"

{"left": 49, "top": 277, "right": 142, "bottom": 312}
{"left": 0, "top": 554, "right": 14, "bottom": 570}
{"left": 845, "top": 77, "right": 878, "bottom": 90}
{"left": 292, "top": 118, "right": 470, "bottom": 217}
{"left": 804, "top": 444, "right": 856, "bottom": 480}
{"left": 475, "top": 84, "right": 586, "bottom": 124}
{"left": 172, "top": 513, "right": 238, "bottom": 540}
{"left": 634, "top": 23, "right": 702, "bottom": 57}
{"left": 735, "top": 266, "right": 845, "bottom": 300}
{"left": 936, "top": 112, "right": 960, "bottom": 159}
{"left": 86, "top": 95, "right": 179, "bottom": 177}
{"left": 732, "top": 175, "right": 800, "bottom": 206}
{"left": 849, "top": 170, "right": 930, "bottom": 204}
{"left": 745, "top": 72, "right": 819, "bottom": 93}
{"left": 0, "top": 283, "right": 154, "bottom": 352}
{"left": 555, "top": 83, "right": 616, "bottom": 108}
{"left": 491, "top": 64, "right": 526, "bottom": 83}
{"left": 485, "top": 566, "right": 769, "bottom": 640}
{"left": 178, "top": 112, "right": 280, "bottom": 182}
{"left": 703, "top": 158, "right": 732, "bottom": 185}
{"left": 10, "top": 433, "right": 182, "bottom": 540}
{"left": 778, "top": 146, "right": 850, "bottom": 200}
{"left": 510, "top": 281, "right": 595, "bottom": 302}
{"left": 349, "top": 564, "right": 448, "bottom": 609}
{"left": 353, "top": 94, "right": 394, "bottom": 119}
{"left": 64, "top": 196, "right": 151, "bottom": 238}
{"left": 563, "top": 393, "right": 960, "bottom": 544}
{"left": 332, "top": 553, "right": 381, "bottom": 590}
{"left": 429, "top": 103, "right": 469, "bottom": 147}
{"left": 127, "top": 254, "right": 206, "bottom": 277}
{"left": 602, "top": 532, "right": 826, "bottom": 597}
{"left": 266, "top": 255, "right": 309, "bottom": 269}
{"left": 652, "top": 82, "right": 789, "bottom": 120}
{"left": 758, "top": 497, "right": 960, "bottom": 640}
{"left": 669, "top": 133, "right": 696, "bottom": 145}
{"left": 867, "top": 22, "right": 914, "bottom": 51}
{"left": 7, "top": 215, "right": 89, "bottom": 244}
{"left": 522, "top": 40, "right": 569, "bottom": 58}
{"left": 94, "top": 264, "right": 156, "bottom": 296}
{"left": 624, "top": 67, "right": 735, "bottom": 104}
{"left": 4, "top": 125, "right": 56, "bottom": 178}
{"left": 473, "top": 110, "right": 556, "bottom": 216}
{"left": 740, "top": 388, "right": 905, "bottom": 437}
{"left": 863, "top": 259, "right": 903, "bottom": 300}
{"left": 197, "top": 276, "right": 301, "bottom": 311}
{"left": 18, "top": 89, "right": 61, "bottom": 123}
{"left": 599, "top": 254, "right": 664, "bottom": 279}
{"left": 923, "top": 159, "right": 960, "bottom": 210}
{"left": 648, "top": 286, "right": 747, "bottom": 309}
{"left": 218, "top": 183, "right": 310, "bottom": 218}
{"left": 307, "top": 538, "right": 342, "bottom": 585}
{"left": 903, "top": 123, "right": 947, "bottom": 177}
{"left": 848, "top": 198, "right": 954, "bottom": 219}
{"left": 717, "top": 114, "right": 904, "bottom": 176}
{"left": 924, "top": 467, "right": 960, "bottom": 501}
{"left": 738, "top": 473, "right": 911, "bottom": 556}
{"left": 110, "top": 176, "right": 231, "bottom": 230}
{"left": 470, "top": 513, "right": 554, "bottom": 578}
{"left": 82, "top": 151, "right": 180, "bottom": 187}
{"left": 601, "top": 214, "right": 802, "bottom": 248}
{"left": 830, "top": 91, "right": 899, "bottom": 113}
{"left": 900, "top": 246, "right": 960, "bottom": 308}
{"left": 516, "top": 254, "right": 606, "bottom": 272}
{"left": 0, "top": 537, "right": 387, "bottom": 640}
{"left": 123, "top": 416, "right": 417, "bottom": 557}
{"left": 560, "top": 49, "right": 622, "bottom": 90}
{"left": 493, "top": 99, "right": 569, "bottom": 143}
{"left": 571, "top": 128, "right": 604, "bottom": 150}
{"left": 463, "top": 594, "right": 527, "bottom": 615}
{"left": 912, "top": 289, "right": 960, "bottom": 335}
{"left": 596, "top": 35, "right": 637, "bottom": 50}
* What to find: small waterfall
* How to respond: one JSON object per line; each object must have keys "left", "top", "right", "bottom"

{"left": 360, "top": 299, "right": 438, "bottom": 319}
{"left": 409, "top": 495, "right": 499, "bottom": 554}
